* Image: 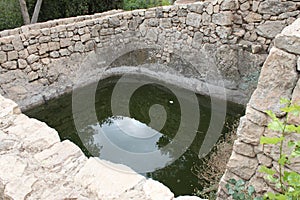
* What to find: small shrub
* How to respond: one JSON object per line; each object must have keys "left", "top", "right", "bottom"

{"left": 259, "top": 98, "right": 300, "bottom": 199}
{"left": 225, "top": 179, "right": 263, "bottom": 200}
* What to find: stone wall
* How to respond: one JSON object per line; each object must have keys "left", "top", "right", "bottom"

{"left": 217, "top": 18, "right": 300, "bottom": 198}
{"left": 1, "top": 1, "right": 299, "bottom": 110}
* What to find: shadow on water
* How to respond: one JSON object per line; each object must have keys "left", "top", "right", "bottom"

{"left": 25, "top": 75, "right": 245, "bottom": 196}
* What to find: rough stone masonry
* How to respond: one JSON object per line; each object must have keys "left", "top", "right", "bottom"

{"left": 217, "top": 17, "right": 300, "bottom": 199}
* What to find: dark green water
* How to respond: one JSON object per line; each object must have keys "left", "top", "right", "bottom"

{"left": 25, "top": 75, "right": 244, "bottom": 196}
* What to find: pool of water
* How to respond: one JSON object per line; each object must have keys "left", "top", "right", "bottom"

{"left": 25, "top": 75, "right": 244, "bottom": 196}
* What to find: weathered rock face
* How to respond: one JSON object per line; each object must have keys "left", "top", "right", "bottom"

{"left": 258, "top": 0, "right": 297, "bottom": 15}
{"left": 217, "top": 18, "right": 300, "bottom": 199}
{"left": 1, "top": 1, "right": 299, "bottom": 110}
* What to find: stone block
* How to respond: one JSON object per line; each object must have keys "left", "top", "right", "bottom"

{"left": 34, "top": 140, "right": 82, "bottom": 168}
{"left": 60, "top": 38, "right": 72, "bottom": 48}
{"left": 206, "top": 3, "right": 213, "bottom": 15}
{"left": 27, "top": 54, "right": 39, "bottom": 64}
{"left": 227, "top": 151, "right": 258, "bottom": 180}
{"left": 18, "top": 49, "right": 29, "bottom": 59}
{"left": 28, "top": 71, "right": 39, "bottom": 81}
{"left": 0, "top": 51, "right": 7, "bottom": 64}
{"left": 240, "top": 1, "right": 250, "bottom": 11}
{"left": 216, "top": 26, "right": 232, "bottom": 39}
{"left": 12, "top": 36, "right": 24, "bottom": 51}
{"left": 177, "top": 9, "right": 188, "bottom": 17}
{"left": 50, "top": 51, "right": 60, "bottom": 58}
{"left": 39, "top": 36, "right": 51, "bottom": 43}
{"left": 18, "top": 59, "right": 27, "bottom": 69}
{"left": 244, "top": 12, "right": 262, "bottom": 23}
{"left": 146, "top": 29, "right": 158, "bottom": 42}
{"left": 160, "top": 18, "right": 172, "bottom": 28}
{"left": 31, "top": 62, "right": 41, "bottom": 71}
{"left": 275, "top": 36, "right": 300, "bottom": 55}
{"left": 186, "top": 13, "right": 202, "bottom": 28}
{"left": 143, "top": 179, "right": 174, "bottom": 200}
{"left": 74, "top": 41, "right": 85, "bottom": 52}
{"left": 192, "top": 32, "right": 203, "bottom": 48}
{"left": 233, "top": 140, "right": 255, "bottom": 157}
{"left": 256, "top": 21, "right": 286, "bottom": 39}
{"left": 38, "top": 43, "right": 49, "bottom": 55}
{"left": 212, "top": 11, "right": 233, "bottom": 25}
{"left": 258, "top": 0, "right": 296, "bottom": 15}
{"left": 108, "top": 16, "right": 120, "bottom": 28}
{"left": 59, "top": 48, "right": 71, "bottom": 56}
{"left": 74, "top": 158, "right": 145, "bottom": 199}
{"left": 237, "top": 116, "right": 265, "bottom": 145}
{"left": 5, "top": 176, "right": 37, "bottom": 200}
{"left": 27, "top": 44, "right": 38, "bottom": 54}
{"left": 202, "top": 12, "right": 211, "bottom": 25}
{"left": 2, "top": 61, "right": 17, "bottom": 69}
{"left": 2, "top": 44, "right": 14, "bottom": 51}
{"left": 145, "top": 10, "right": 156, "bottom": 18}
{"left": 220, "top": 0, "right": 238, "bottom": 11}
{"left": 0, "top": 155, "right": 27, "bottom": 183}
{"left": 48, "top": 41, "right": 60, "bottom": 51}
{"left": 249, "top": 48, "right": 297, "bottom": 115}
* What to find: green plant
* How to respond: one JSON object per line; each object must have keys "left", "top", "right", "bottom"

{"left": 259, "top": 98, "right": 300, "bottom": 199}
{"left": 123, "top": 0, "right": 170, "bottom": 10}
{"left": 0, "top": 0, "right": 23, "bottom": 31}
{"left": 225, "top": 179, "right": 263, "bottom": 200}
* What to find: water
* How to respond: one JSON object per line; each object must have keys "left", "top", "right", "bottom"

{"left": 25, "top": 75, "right": 244, "bottom": 196}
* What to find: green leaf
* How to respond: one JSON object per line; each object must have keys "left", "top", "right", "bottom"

{"left": 236, "top": 179, "right": 245, "bottom": 187}
{"left": 232, "top": 192, "right": 238, "bottom": 199}
{"left": 254, "top": 197, "right": 263, "bottom": 200}
{"left": 228, "top": 178, "right": 237, "bottom": 185}
{"left": 228, "top": 188, "right": 235, "bottom": 195}
{"left": 280, "top": 98, "right": 291, "bottom": 105}
{"left": 225, "top": 183, "right": 230, "bottom": 190}
{"left": 286, "top": 171, "right": 300, "bottom": 187}
{"left": 260, "top": 136, "right": 284, "bottom": 145}
{"left": 238, "top": 193, "right": 245, "bottom": 199}
{"left": 266, "top": 174, "right": 279, "bottom": 183}
{"left": 259, "top": 166, "right": 276, "bottom": 176}
{"left": 265, "top": 110, "right": 278, "bottom": 121}
{"left": 267, "top": 120, "right": 285, "bottom": 132}
{"left": 291, "top": 146, "right": 300, "bottom": 158}
{"left": 278, "top": 154, "right": 288, "bottom": 165}
{"left": 247, "top": 185, "right": 255, "bottom": 196}
{"left": 282, "top": 104, "right": 300, "bottom": 116}
{"left": 288, "top": 141, "right": 296, "bottom": 147}
{"left": 264, "top": 192, "right": 276, "bottom": 199}
{"left": 285, "top": 124, "right": 300, "bottom": 133}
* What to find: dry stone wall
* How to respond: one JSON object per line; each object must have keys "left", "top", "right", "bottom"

{"left": 1, "top": 1, "right": 299, "bottom": 110}
{"left": 217, "top": 18, "right": 300, "bottom": 199}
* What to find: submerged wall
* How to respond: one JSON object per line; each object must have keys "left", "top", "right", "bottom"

{"left": 1, "top": 0, "right": 299, "bottom": 110}
{"left": 218, "top": 17, "right": 300, "bottom": 198}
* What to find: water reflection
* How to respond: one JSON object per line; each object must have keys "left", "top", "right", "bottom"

{"left": 79, "top": 116, "right": 174, "bottom": 171}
